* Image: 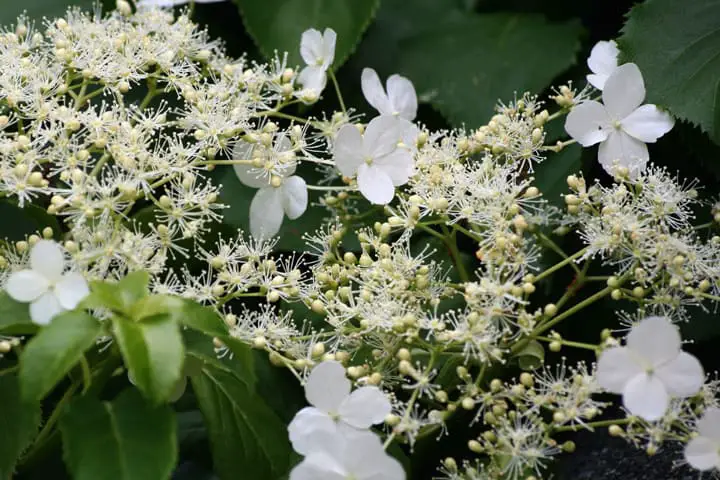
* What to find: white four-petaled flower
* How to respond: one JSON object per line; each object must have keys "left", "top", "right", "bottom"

{"left": 333, "top": 115, "right": 414, "bottom": 205}
{"left": 290, "top": 428, "right": 405, "bottom": 480}
{"left": 586, "top": 40, "right": 619, "bottom": 90}
{"left": 288, "top": 361, "right": 392, "bottom": 456}
{"left": 565, "top": 63, "right": 674, "bottom": 178}
{"left": 361, "top": 68, "right": 418, "bottom": 121}
{"left": 685, "top": 408, "right": 720, "bottom": 472}
{"left": 596, "top": 316, "right": 704, "bottom": 421}
{"left": 5, "top": 240, "right": 90, "bottom": 325}
{"left": 233, "top": 136, "right": 307, "bottom": 239}
{"left": 297, "top": 28, "right": 336, "bottom": 97}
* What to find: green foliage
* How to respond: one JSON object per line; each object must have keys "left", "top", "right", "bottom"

{"left": 394, "top": 12, "right": 582, "bottom": 127}
{"left": 60, "top": 389, "right": 177, "bottom": 480}
{"left": 515, "top": 339, "right": 545, "bottom": 370}
{"left": 190, "top": 341, "right": 293, "bottom": 480}
{"left": 620, "top": 0, "right": 720, "bottom": 143}
{"left": 87, "top": 271, "right": 151, "bottom": 315}
{"left": 0, "top": 201, "right": 61, "bottom": 241}
{"left": 0, "top": 0, "right": 94, "bottom": 23}
{"left": 0, "top": 291, "right": 35, "bottom": 334}
{"left": 19, "top": 311, "right": 101, "bottom": 402}
{"left": 112, "top": 314, "right": 185, "bottom": 404}
{"left": 234, "top": 0, "right": 379, "bottom": 68}
{"left": 0, "top": 375, "right": 41, "bottom": 478}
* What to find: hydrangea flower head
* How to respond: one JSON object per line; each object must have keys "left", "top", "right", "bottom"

{"left": 5, "top": 240, "right": 90, "bottom": 325}
{"left": 586, "top": 40, "right": 619, "bottom": 90}
{"left": 333, "top": 116, "right": 414, "bottom": 205}
{"left": 288, "top": 361, "right": 391, "bottom": 455}
{"left": 565, "top": 63, "right": 674, "bottom": 177}
{"left": 596, "top": 316, "right": 703, "bottom": 421}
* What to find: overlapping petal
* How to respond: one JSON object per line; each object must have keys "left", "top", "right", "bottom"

{"left": 305, "top": 361, "right": 351, "bottom": 413}
{"left": 249, "top": 187, "right": 284, "bottom": 239}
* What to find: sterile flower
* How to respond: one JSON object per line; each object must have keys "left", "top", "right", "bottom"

{"left": 289, "top": 429, "right": 405, "bottom": 480}
{"left": 361, "top": 68, "right": 418, "bottom": 121}
{"left": 233, "top": 138, "right": 307, "bottom": 239}
{"left": 685, "top": 408, "right": 720, "bottom": 471}
{"left": 596, "top": 316, "right": 703, "bottom": 421}
{"left": 334, "top": 115, "right": 414, "bottom": 205}
{"left": 565, "top": 63, "right": 674, "bottom": 177}
{"left": 297, "top": 28, "right": 336, "bottom": 96}
{"left": 5, "top": 240, "right": 90, "bottom": 325}
{"left": 288, "top": 361, "right": 392, "bottom": 455}
{"left": 586, "top": 40, "right": 619, "bottom": 90}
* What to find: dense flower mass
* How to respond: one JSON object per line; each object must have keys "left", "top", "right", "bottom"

{"left": 0, "top": 4, "right": 717, "bottom": 478}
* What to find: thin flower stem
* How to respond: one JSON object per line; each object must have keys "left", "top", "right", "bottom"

{"left": 328, "top": 70, "right": 346, "bottom": 114}
{"left": 533, "top": 247, "right": 588, "bottom": 283}
{"left": 452, "top": 223, "right": 482, "bottom": 243}
{"left": 694, "top": 222, "right": 714, "bottom": 230}
{"left": 305, "top": 184, "right": 355, "bottom": 191}
{"left": 535, "top": 336, "right": 598, "bottom": 351}
{"left": 534, "top": 285, "right": 614, "bottom": 337}
{"left": 542, "top": 138, "right": 577, "bottom": 152}
{"left": 536, "top": 232, "right": 580, "bottom": 274}
{"left": 441, "top": 225, "right": 470, "bottom": 283}
{"left": 552, "top": 417, "right": 631, "bottom": 433}
{"left": 198, "top": 159, "right": 254, "bottom": 166}
{"left": 384, "top": 385, "right": 420, "bottom": 450}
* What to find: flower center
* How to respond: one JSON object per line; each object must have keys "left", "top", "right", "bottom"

{"left": 364, "top": 156, "right": 373, "bottom": 166}
{"left": 612, "top": 120, "right": 622, "bottom": 130}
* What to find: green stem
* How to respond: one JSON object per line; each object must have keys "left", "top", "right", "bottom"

{"left": 305, "top": 184, "right": 355, "bottom": 191}
{"left": 328, "top": 70, "right": 346, "bottom": 113}
{"left": 534, "top": 286, "right": 613, "bottom": 337}
{"left": 533, "top": 247, "right": 587, "bottom": 283}
{"left": 441, "top": 225, "right": 470, "bottom": 283}
{"left": 552, "top": 417, "right": 631, "bottom": 433}
{"left": 535, "top": 336, "right": 598, "bottom": 351}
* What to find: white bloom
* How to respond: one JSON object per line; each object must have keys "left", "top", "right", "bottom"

{"left": 5, "top": 241, "right": 90, "bottom": 325}
{"left": 297, "top": 28, "right": 336, "bottom": 96}
{"left": 586, "top": 40, "right": 619, "bottom": 90}
{"left": 361, "top": 68, "right": 418, "bottom": 121}
{"left": 233, "top": 138, "right": 307, "bottom": 239}
{"left": 288, "top": 361, "right": 391, "bottom": 455}
{"left": 565, "top": 63, "right": 674, "bottom": 177}
{"left": 596, "top": 316, "right": 703, "bottom": 421}
{"left": 685, "top": 408, "right": 720, "bottom": 471}
{"left": 290, "top": 429, "right": 405, "bottom": 480}
{"left": 334, "top": 116, "right": 414, "bottom": 205}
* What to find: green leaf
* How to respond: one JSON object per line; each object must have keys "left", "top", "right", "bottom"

{"left": 60, "top": 389, "right": 177, "bottom": 480}
{"left": 87, "top": 271, "right": 150, "bottom": 315}
{"left": 19, "top": 311, "right": 101, "bottom": 401}
{"left": 533, "top": 144, "right": 582, "bottom": 207}
{"left": 234, "top": 0, "right": 379, "bottom": 68}
{"left": 190, "top": 362, "right": 292, "bottom": 480}
{"left": 0, "top": 375, "right": 41, "bottom": 477}
{"left": 112, "top": 314, "right": 184, "bottom": 403}
{"left": 398, "top": 13, "right": 583, "bottom": 127}
{"left": 0, "top": 291, "right": 35, "bottom": 335}
{"left": 620, "top": 0, "right": 720, "bottom": 143}
{"left": 177, "top": 300, "right": 228, "bottom": 338}
{"left": 0, "top": 201, "right": 61, "bottom": 242}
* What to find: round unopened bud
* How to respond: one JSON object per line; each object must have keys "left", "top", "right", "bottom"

{"left": 549, "top": 341, "right": 562, "bottom": 352}
{"left": 490, "top": 379, "right": 503, "bottom": 392}
{"left": 632, "top": 286, "right": 645, "bottom": 298}
{"left": 608, "top": 424, "right": 624, "bottom": 437}
{"left": 519, "top": 372, "right": 534, "bottom": 387}
{"left": 397, "top": 348, "right": 411, "bottom": 361}
{"left": 42, "top": 227, "right": 54, "bottom": 239}
{"left": 461, "top": 397, "right": 475, "bottom": 410}
{"left": 544, "top": 303, "right": 557, "bottom": 317}
{"left": 311, "top": 299, "right": 325, "bottom": 314}
{"left": 468, "top": 440, "right": 483, "bottom": 453}
{"left": 311, "top": 342, "right": 325, "bottom": 357}
{"left": 611, "top": 288, "right": 623, "bottom": 300}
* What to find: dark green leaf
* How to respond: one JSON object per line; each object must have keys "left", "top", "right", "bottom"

{"left": 0, "top": 202, "right": 61, "bottom": 242}
{"left": 0, "top": 291, "right": 35, "bottom": 335}
{"left": 533, "top": 144, "right": 582, "bottom": 207}
{"left": 60, "top": 389, "right": 177, "bottom": 480}
{"left": 190, "top": 363, "right": 292, "bottom": 480}
{"left": 87, "top": 271, "right": 150, "bottom": 315}
{"left": 234, "top": 0, "right": 379, "bottom": 68}
{"left": 620, "top": 0, "right": 720, "bottom": 143}
{"left": 0, "top": 375, "right": 40, "bottom": 477}
{"left": 0, "top": 1, "right": 95, "bottom": 23}
{"left": 398, "top": 14, "right": 583, "bottom": 127}
{"left": 177, "top": 301, "right": 228, "bottom": 338}
{"left": 20, "top": 311, "right": 101, "bottom": 401}
{"left": 112, "top": 314, "right": 184, "bottom": 403}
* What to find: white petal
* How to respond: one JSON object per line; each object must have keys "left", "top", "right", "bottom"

{"left": 54, "top": 272, "right": 90, "bottom": 310}
{"left": 375, "top": 149, "right": 414, "bottom": 186}
{"left": 626, "top": 316, "right": 681, "bottom": 367}
{"left": 30, "top": 291, "right": 64, "bottom": 325}
{"left": 274, "top": 134, "right": 297, "bottom": 178}
{"left": 361, "top": 68, "right": 392, "bottom": 116}
{"left": 249, "top": 187, "right": 284, "bottom": 239}
{"left": 602, "top": 63, "right": 646, "bottom": 119}
{"left": 598, "top": 129, "right": 649, "bottom": 178}
{"left": 399, "top": 120, "right": 420, "bottom": 151}
{"left": 386, "top": 74, "right": 417, "bottom": 121}
{"left": 358, "top": 454, "right": 406, "bottom": 480}
{"left": 300, "top": 28, "right": 323, "bottom": 66}
{"left": 289, "top": 454, "right": 346, "bottom": 480}
{"left": 596, "top": 347, "right": 643, "bottom": 393}
{"left": 656, "top": 351, "right": 704, "bottom": 398}
{"left": 344, "top": 431, "right": 404, "bottom": 479}
{"left": 281, "top": 176, "right": 308, "bottom": 220}
{"left": 357, "top": 164, "right": 394, "bottom": 205}
{"left": 338, "top": 386, "right": 392, "bottom": 429}
{"left": 364, "top": 115, "right": 404, "bottom": 159}
{"left": 684, "top": 436, "right": 720, "bottom": 471}
{"left": 622, "top": 373, "right": 668, "bottom": 421}
{"left": 587, "top": 40, "right": 619, "bottom": 86}
{"left": 298, "top": 66, "right": 327, "bottom": 93}
{"left": 621, "top": 104, "right": 675, "bottom": 143}
{"left": 586, "top": 73, "right": 610, "bottom": 91}
{"left": 232, "top": 141, "right": 268, "bottom": 188}
{"left": 333, "top": 125, "right": 365, "bottom": 177}
{"left": 5, "top": 270, "right": 49, "bottom": 302}
{"left": 698, "top": 408, "right": 720, "bottom": 441}
{"left": 30, "top": 240, "right": 65, "bottom": 283}
{"left": 305, "top": 361, "right": 351, "bottom": 413}
{"left": 321, "top": 28, "right": 337, "bottom": 70}
{"left": 288, "top": 407, "right": 337, "bottom": 455}
{"left": 564, "top": 101, "right": 610, "bottom": 146}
